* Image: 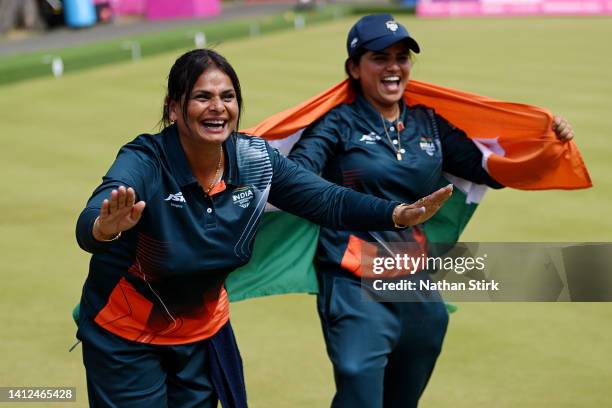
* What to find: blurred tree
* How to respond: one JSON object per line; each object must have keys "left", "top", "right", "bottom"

{"left": 0, "top": 0, "right": 45, "bottom": 34}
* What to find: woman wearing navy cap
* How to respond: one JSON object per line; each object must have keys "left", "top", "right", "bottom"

{"left": 288, "top": 14, "right": 574, "bottom": 408}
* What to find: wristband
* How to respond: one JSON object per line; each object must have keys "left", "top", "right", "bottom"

{"left": 392, "top": 204, "right": 410, "bottom": 229}
{"left": 93, "top": 217, "right": 122, "bottom": 242}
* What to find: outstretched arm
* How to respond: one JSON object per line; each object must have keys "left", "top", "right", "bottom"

{"left": 269, "top": 148, "right": 452, "bottom": 231}
{"left": 76, "top": 138, "right": 156, "bottom": 253}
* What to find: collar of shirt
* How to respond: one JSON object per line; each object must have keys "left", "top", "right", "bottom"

{"left": 162, "top": 124, "right": 240, "bottom": 188}
{"left": 353, "top": 92, "right": 408, "bottom": 132}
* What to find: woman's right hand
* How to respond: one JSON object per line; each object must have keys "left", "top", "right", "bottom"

{"left": 393, "top": 185, "right": 453, "bottom": 227}
{"left": 93, "top": 186, "right": 146, "bottom": 241}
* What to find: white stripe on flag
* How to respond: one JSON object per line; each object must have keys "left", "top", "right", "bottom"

{"left": 265, "top": 129, "right": 306, "bottom": 212}
{"left": 443, "top": 173, "right": 489, "bottom": 205}
{"left": 472, "top": 137, "right": 506, "bottom": 173}
{"left": 267, "top": 129, "right": 305, "bottom": 156}
{"left": 443, "top": 136, "right": 505, "bottom": 205}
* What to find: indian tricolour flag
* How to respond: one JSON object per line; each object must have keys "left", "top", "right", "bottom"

{"left": 225, "top": 79, "right": 592, "bottom": 302}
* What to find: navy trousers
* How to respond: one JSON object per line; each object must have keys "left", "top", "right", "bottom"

{"left": 77, "top": 317, "right": 246, "bottom": 408}
{"left": 317, "top": 273, "right": 448, "bottom": 408}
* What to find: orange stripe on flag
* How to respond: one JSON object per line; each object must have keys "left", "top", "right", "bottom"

{"left": 243, "top": 79, "right": 591, "bottom": 191}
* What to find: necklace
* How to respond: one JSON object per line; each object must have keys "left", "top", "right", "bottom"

{"left": 380, "top": 114, "right": 404, "bottom": 161}
{"left": 204, "top": 145, "right": 223, "bottom": 195}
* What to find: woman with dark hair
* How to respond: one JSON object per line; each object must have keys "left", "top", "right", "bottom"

{"left": 288, "top": 14, "right": 575, "bottom": 408}
{"left": 75, "top": 48, "right": 452, "bottom": 408}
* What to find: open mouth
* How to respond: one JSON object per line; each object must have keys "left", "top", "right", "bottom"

{"left": 381, "top": 75, "right": 401, "bottom": 92}
{"left": 200, "top": 119, "right": 227, "bottom": 133}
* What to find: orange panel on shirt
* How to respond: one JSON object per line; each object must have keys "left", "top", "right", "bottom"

{"left": 340, "top": 235, "right": 378, "bottom": 278}
{"left": 94, "top": 277, "right": 230, "bottom": 345}
{"left": 340, "top": 232, "right": 429, "bottom": 278}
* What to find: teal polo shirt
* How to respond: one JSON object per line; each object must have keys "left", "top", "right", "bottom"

{"left": 76, "top": 124, "right": 399, "bottom": 344}
{"left": 289, "top": 93, "right": 503, "bottom": 276}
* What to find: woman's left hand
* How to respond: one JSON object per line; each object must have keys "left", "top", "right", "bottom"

{"left": 393, "top": 185, "right": 453, "bottom": 227}
{"left": 552, "top": 115, "right": 574, "bottom": 142}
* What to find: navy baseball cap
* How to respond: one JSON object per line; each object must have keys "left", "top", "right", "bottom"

{"left": 346, "top": 14, "right": 420, "bottom": 57}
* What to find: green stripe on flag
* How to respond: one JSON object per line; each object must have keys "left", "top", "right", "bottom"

{"left": 226, "top": 178, "right": 479, "bottom": 302}
{"left": 424, "top": 178, "right": 478, "bottom": 244}
{"left": 225, "top": 211, "right": 320, "bottom": 302}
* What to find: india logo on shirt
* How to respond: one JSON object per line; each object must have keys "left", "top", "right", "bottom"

{"left": 232, "top": 186, "right": 254, "bottom": 208}
{"left": 419, "top": 136, "right": 436, "bottom": 156}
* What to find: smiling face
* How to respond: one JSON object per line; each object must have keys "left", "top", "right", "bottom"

{"left": 348, "top": 42, "right": 411, "bottom": 115}
{"left": 169, "top": 66, "right": 239, "bottom": 146}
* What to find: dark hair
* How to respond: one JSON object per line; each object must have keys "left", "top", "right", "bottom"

{"left": 161, "top": 48, "right": 243, "bottom": 129}
{"left": 344, "top": 47, "right": 369, "bottom": 91}
{"left": 344, "top": 46, "right": 414, "bottom": 92}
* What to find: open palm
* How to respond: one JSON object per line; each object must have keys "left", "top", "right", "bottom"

{"left": 94, "top": 186, "right": 146, "bottom": 241}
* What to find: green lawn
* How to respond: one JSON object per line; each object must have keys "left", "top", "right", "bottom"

{"left": 0, "top": 6, "right": 347, "bottom": 86}
{"left": 0, "top": 15, "right": 611, "bottom": 407}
